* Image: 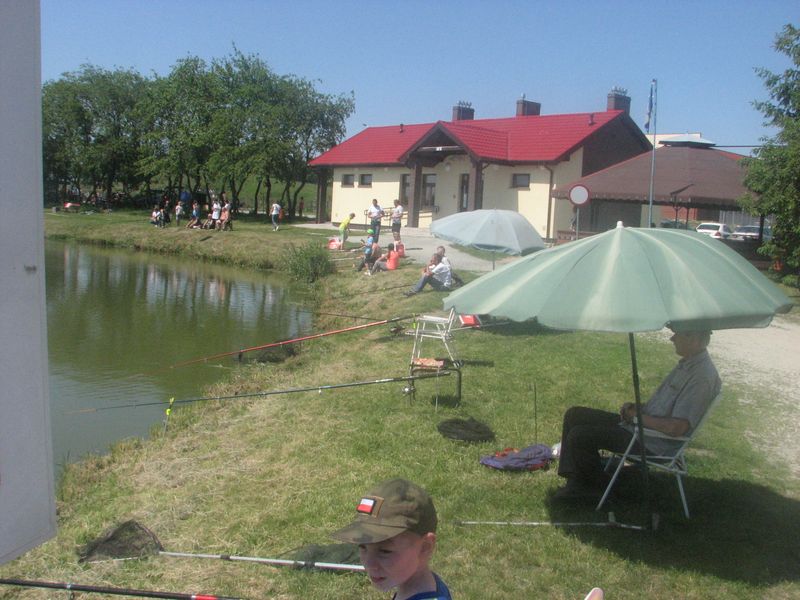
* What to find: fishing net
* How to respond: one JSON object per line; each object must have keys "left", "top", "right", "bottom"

{"left": 283, "top": 543, "right": 360, "bottom": 568}
{"left": 79, "top": 520, "right": 162, "bottom": 563}
{"left": 437, "top": 417, "right": 495, "bottom": 442}
{"left": 253, "top": 344, "right": 298, "bottom": 364}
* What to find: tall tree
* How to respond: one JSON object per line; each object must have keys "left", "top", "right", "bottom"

{"left": 275, "top": 77, "right": 354, "bottom": 217}
{"left": 42, "top": 78, "right": 93, "bottom": 202}
{"left": 138, "top": 57, "right": 220, "bottom": 199}
{"left": 740, "top": 24, "right": 800, "bottom": 275}
{"left": 65, "top": 65, "right": 148, "bottom": 201}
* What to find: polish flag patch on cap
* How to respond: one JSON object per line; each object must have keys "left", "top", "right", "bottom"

{"left": 357, "top": 496, "right": 379, "bottom": 515}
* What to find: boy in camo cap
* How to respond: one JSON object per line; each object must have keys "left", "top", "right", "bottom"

{"left": 332, "top": 478, "right": 451, "bottom": 600}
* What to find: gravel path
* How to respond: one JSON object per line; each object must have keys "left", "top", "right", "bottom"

{"left": 708, "top": 314, "right": 800, "bottom": 477}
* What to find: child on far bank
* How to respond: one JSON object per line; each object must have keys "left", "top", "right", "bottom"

{"left": 332, "top": 478, "right": 452, "bottom": 600}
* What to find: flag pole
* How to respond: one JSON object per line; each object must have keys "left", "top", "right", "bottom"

{"left": 646, "top": 79, "right": 658, "bottom": 227}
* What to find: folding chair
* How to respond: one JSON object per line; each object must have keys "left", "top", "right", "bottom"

{"left": 596, "top": 392, "right": 723, "bottom": 518}
{"left": 409, "top": 307, "right": 459, "bottom": 364}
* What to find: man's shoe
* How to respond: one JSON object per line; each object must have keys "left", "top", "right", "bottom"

{"left": 552, "top": 479, "right": 601, "bottom": 502}
{"left": 403, "top": 291, "right": 416, "bottom": 297}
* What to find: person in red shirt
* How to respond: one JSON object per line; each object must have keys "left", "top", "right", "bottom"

{"left": 370, "top": 242, "right": 400, "bottom": 274}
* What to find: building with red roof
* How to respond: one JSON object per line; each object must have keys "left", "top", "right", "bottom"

{"left": 552, "top": 134, "right": 750, "bottom": 233}
{"left": 309, "top": 89, "right": 651, "bottom": 239}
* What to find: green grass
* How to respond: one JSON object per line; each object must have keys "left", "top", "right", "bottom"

{"left": 2, "top": 213, "right": 798, "bottom": 599}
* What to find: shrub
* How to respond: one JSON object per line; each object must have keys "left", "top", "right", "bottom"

{"left": 281, "top": 241, "right": 335, "bottom": 283}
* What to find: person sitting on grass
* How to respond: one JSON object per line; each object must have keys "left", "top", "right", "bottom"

{"left": 553, "top": 329, "right": 721, "bottom": 501}
{"left": 355, "top": 229, "right": 376, "bottom": 272}
{"left": 404, "top": 254, "right": 452, "bottom": 296}
{"left": 332, "top": 478, "right": 451, "bottom": 600}
{"left": 217, "top": 200, "right": 232, "bottom": 231}
{"left": 150, "top": 205, "right": 163, "bottom": 227}
{"left": 186, "top": 201, "right": 201, "bottom": 229}
{"left": 371, "top": 242, "right": 400, "bottom": 274}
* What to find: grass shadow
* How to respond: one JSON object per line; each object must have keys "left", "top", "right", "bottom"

{"left": 547, "top": 476, "right": 800, "bottom": 585}
{"left": 479, "top": 320, "right": 565, "bottom": 337}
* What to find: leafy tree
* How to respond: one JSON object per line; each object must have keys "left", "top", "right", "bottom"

{"left": 42, "top": 78, "right": 93, "bottom": 202}
{"left": 740, "top": 24, "right": 800, "bottom": 275}
{"left": 138, "top": 57, "right": 220, "bottom": 199}
{"left": 273, "top": 77, "right": 354, "bottom": 217}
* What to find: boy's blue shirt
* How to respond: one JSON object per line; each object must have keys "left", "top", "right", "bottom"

{"left": 392, "top": 573, "right": 451, "bottom": 600}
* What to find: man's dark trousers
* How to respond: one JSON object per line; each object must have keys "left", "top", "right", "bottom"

{"left": 557, "top": 406, "right": 640, "bottom": 488}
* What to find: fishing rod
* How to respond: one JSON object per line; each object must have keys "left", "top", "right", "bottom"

{"left": 159, "top": 315, "right": 413, "bottom": 372}
{"left": 287, "top": 305, "right": 387, "bottom": 322}
{"left": 327, "top": 283, "right": 411, "bottom": 300}
{"left": 158, "top": 551, "right": 365, "bottom": 572}
{"left": 71, "top": 371, "right": 451, "bottom": 413}
{"left": 457, "top": 512, "right": 647, "bottom": 531}
{"left": 0, "top": 578, "right": 240, "bottom": 600}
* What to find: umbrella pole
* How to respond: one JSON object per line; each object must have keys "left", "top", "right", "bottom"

{"left": 628, "top": 333, "right": 653, "bottom": 524}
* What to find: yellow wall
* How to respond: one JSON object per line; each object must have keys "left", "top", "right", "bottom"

{"left": 549, "top": 148, "right": 584, "bottom": 236}
{"left": 330, "top": 167, "right": 405, "bottom": 225}
{"left": 330, "top": 149, "right": 586, "bottom": 240}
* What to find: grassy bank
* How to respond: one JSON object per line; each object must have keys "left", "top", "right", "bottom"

{"left": 44, "top": 209, "right": 337, "bottom": 271}
{"left": 2, "top": 213, "right": 799, "bottom": 599}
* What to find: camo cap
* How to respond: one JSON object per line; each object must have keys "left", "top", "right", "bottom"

{"left": 331, "top": 478, "right": 437, "bottom": 544}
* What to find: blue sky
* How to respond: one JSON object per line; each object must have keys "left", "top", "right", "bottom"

{"left": 41, "top": 0, "right": 797, "bottom": 149}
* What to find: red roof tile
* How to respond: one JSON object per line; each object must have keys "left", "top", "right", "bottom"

{"left": 309, "top": 111, "right": 627, "bottom": 167}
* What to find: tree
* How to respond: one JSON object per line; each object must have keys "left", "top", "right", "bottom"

{"left": 42, "top": 78, "right": 93, "bottom": 202}
{"left": 740, "top": 24, "right": 800, "bottom": 276}
{"left": 138, "top": 57, "right": 220, "bottom": 199}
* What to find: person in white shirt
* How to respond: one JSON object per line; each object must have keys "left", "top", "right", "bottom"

{"left": 404, "top": 254, "right": 452, "bottom": 296}
{"left": 390, "top": 199, "right": 404, "bottom": 244}
{"left": 367, "top": 198, "right": 384, "bottom": 242}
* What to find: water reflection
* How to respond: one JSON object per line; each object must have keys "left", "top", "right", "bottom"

{"left": 46, "top": 240, "right": 311, "bottom": 470}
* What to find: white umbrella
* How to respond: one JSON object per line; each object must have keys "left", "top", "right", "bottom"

{"left": 430, "top": 209, "right": 545, "bottom": 269}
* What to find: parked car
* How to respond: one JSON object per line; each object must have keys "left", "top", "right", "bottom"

{"left": 695, "top": 222, "right": 733, "bottom": 239}
{"left": 732, "top": 224, "right": 772, "bottom": 241}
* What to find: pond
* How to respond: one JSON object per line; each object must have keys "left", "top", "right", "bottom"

{"left": 46, "top": 240, "right": 312, "bottom": 472}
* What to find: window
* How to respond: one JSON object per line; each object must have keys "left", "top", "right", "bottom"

{"left": 359, "top": 173, "right": 373, "bottom": 187}
{"left": 422, "top": 174, "right": 436, "bottom": 208}
{"left": 400, "top": 174, "right": 410, "bottom": 205}
{"left": 512, "top": 173, "right": 530, "bottom": 188}
{"left": 341, "top": 174, "right": 354, "bottom": 187}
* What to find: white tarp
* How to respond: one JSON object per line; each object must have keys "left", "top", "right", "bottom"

{"left": 0, "top": 0, "right": 57, "bottom": 565}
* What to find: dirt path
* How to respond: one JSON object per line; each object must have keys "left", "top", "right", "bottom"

{"left": 708, "top": 314, "right": 800, "bottom": 477}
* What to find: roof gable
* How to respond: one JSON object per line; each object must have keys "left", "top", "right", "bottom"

{"left": 309, "top": 110, "right": 634, "bottom": 167}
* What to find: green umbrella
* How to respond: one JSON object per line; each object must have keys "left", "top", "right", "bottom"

{"left": 444, "top": 223, "right": 792, "bottom": 518}
{"left": 444, "top": 223, "right": 791, "bottom": 332}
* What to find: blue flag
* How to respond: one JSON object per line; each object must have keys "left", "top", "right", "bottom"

{"left": 644, "top": 79, "right": 655, "bottom": 133}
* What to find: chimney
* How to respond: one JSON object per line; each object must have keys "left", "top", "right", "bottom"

{"left": 607, "top": 87, "right": 630, "bottom": 114}
{"left": 516, "top": 98, "right": 541, "bottom": 116}
{"left": 452, "top": 101, "right": 474, "bottom": 121}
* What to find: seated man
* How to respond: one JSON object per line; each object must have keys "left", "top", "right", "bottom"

{"left": 435, "top": 246, "right": 464, "bottom": 287}
{"left": 554, "top": 329, "right": 721, "bottom": 501}
{"left": 404, "top": 254, "right": 452, "bottom": 296}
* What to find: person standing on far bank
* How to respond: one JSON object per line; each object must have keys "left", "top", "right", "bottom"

{"left": 367, "top": 198, "right": 384, "bottom": 242}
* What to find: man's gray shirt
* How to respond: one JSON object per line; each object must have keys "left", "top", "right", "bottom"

{"left": 622, "top": 349, "right": 722, "bottom": 455}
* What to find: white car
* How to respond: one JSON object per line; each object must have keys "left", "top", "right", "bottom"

{"left": 695, "top": 222, "right": 733, "bottom": 239}
{"left": 732, "top": 225, "right": 772, "bottom": 241}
